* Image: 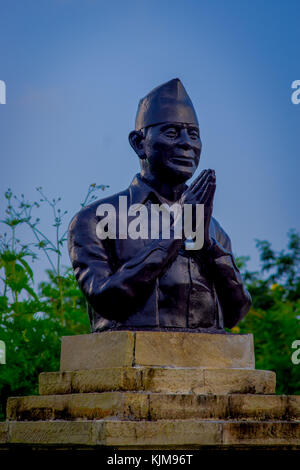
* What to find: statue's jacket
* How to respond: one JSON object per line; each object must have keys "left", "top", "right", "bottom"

{"left": 68, "top": 174, "right": 251, "bottom": 333}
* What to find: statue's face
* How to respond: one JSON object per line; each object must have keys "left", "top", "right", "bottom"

{"left": 142, "top": 122, "right": 202, "bottom": 183}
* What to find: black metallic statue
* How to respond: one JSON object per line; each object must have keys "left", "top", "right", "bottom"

{"left": 68, "top": 79, "right": 251, "bottom": 333}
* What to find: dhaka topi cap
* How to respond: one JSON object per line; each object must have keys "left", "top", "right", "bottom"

{"left": 135, "top": 78, "right": 199, "bottom": 131}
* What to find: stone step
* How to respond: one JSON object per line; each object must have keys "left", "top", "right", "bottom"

{"left": 60, "top": 331, "right": 255, "bottom": 370}
{"left": 39, "top": 367, "right": 276, "bottom": 396}
{"left": 6, "top": 393, "right": 300, "bottom": 422}
{"left": 1, "top": 419, "right": 300, "bottom": 448}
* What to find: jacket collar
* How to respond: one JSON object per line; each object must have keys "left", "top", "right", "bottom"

{"left": 129, "top": 173, "right": 188, "bottom": 206}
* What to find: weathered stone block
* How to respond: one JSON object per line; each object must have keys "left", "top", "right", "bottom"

{"left": 39, "top": 371, "right": 73, "bottom": 395}
{"left": 7, "top": 395, "right": 66, "bottom": 421}
{"left": 287, "top": 395, "right": 300, "bottom": 419}
{"left": 0, "top": 422, "right": 8, "bottom": 444}
{"left": 149, "top": 394, "right": 229, "bottom": 420}
{"left": 6, "top": 419, "right": 300, "bottom": 448}
{"left": 60, "top": 331, "right": 135, "bottom": 371}
{"left": 39, "top": 367, "right": 205, "bottom": 395}
{"left": 204, "top": 368, "right": 276, "bottom": 395}
{"left": 9, "top": 391, "right": 296, "bottom": 422}
{"left": 223, "top": 421, "right": 300, "bottom": 445}
{"left": 72, "top": 367, "right": 141, "bottom": 393}
{"left": 134, "top": 332, "right": 255, "bottom": 368}
{"left": 59, "top": 331, "right": 255, "bottom": 371}
{"left": 7, "top": 392, "right": 150, "bottom": 421}
{"left": 101, "top": 420, "right": 223, "bottom": 447}
{"left": 228, "top": 394, "right": 288, "bottom": 420}
{"left": 9, "top": 421, "right": 97, "bottom": 445}
{"left": 39, "top": 367, "right": 276, "bottom": 396}
{"left": 141, "top": 367, "right": 205, "bottom": 394}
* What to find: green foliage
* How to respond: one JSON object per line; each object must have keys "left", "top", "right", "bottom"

{"left": 234, "top": 230, "right": 300, "bottom": 395}
{"left": 0, "top": 184, "right": 108, "bottom": 420}
{"left": 238, "top": 301, "right": 300, "bottom": 395}
{"left": 0, "top": 267, "right": 90, "bottom": 420}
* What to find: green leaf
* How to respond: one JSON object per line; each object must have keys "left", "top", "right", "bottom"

{"left": 23, "top": 285, "right": 39, "bottom": 302}
{"left": 18, "top": 258, "right": 34, "bottom": 281}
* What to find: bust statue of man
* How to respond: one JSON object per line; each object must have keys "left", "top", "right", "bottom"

{"left": 68, "top": 78, "right": 251, "bottom": 333}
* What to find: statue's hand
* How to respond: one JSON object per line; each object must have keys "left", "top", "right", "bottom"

{"left": 180, "top": 169, "right": 216, "bottom": 249}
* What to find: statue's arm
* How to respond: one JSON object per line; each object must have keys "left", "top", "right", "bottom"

{"left": 68, "top": 208, "right": 182, "bottom": 322}
{"left": 206, "top": 219, "right": 252, "bottom": 328}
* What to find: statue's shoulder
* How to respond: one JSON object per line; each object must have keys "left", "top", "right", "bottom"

{"left": 210, "top": 216, "right": 232, "bottom": 251}
{"left": 68, "top": 187, "right": 130, "bottom": 232}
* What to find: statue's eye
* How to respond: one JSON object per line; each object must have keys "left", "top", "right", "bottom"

{"left": 164, "top": 128, "right": 178, "bottom": 138}
{"left": 189, "top": 129, "right": 199, "bottom": 139}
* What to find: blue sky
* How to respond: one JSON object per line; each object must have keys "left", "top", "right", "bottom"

{"left": 0, "top": 0, "right": 299, "bottom": 280}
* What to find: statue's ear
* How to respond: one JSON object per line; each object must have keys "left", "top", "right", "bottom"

{"left": 128, "top": 130, "right": 146, "bottom": 159}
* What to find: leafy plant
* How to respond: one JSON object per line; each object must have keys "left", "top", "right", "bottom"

{"left": 233, "top": 230, "right": 300, "bottom": 395}
{"left": 0, "top": 183, "right": 108, "bottom": 420}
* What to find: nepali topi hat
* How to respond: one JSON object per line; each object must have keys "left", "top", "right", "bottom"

{"left": 135, "top": 78, "right": 199, "bottom": 131}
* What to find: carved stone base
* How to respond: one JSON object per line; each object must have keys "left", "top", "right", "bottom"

{"left": 60, "top": 331, "right": 255, "bottom": 370}
{"left": 1, "top": 419, "right": 300, "bottom": 449}
{"left": 1, "top": 331, "right": 300, "bottom": 450}
{"left": 39, "top": 367, "right": 276, "bottom": 396}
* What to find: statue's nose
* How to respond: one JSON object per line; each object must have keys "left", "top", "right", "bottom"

{"left": 177, "top": 129, "right": 193, "bottom": 149}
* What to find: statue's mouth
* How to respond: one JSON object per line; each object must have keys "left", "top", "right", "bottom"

{"left": 170, "top": 157, "right": 194, "bottom": 167}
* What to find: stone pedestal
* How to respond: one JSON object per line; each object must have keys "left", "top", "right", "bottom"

{"left": 1, "top": 331, "right": 299, "bottom": 450}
